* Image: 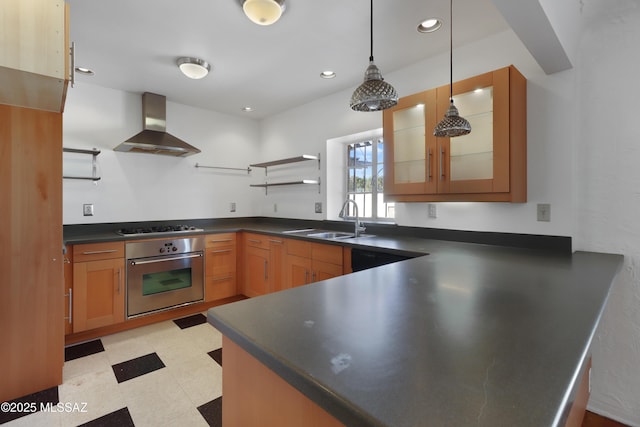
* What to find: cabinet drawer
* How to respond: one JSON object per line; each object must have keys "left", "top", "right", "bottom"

{"left": 206, "top": 274, "right": 237, "bottom": 302}
{"left": 73, "top": 241, "right": 124, "bottom": 262}
{"left": 312, "top": 243, "right": 343, "bottom": 266}
{"left": 206, "top": 246, "right": 237, "bottom": 276}
{"left": 206, "top": 233, "right": 237, "bottom": 248}
{"left": 244, "top": 233, "right": 270, "bottom": 249}
{"left": 286, "top": 239, "right": 311, "bottom": 257}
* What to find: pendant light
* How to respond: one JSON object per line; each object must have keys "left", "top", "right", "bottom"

{"left": 434, "top": 0, "right": 471, "bottom": 137}
{"left": 350, "top": 0, "right": 398, "bottom": 112}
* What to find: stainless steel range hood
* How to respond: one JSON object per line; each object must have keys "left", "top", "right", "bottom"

{"left": 114, "top": 92, "right": 201, "bottom": 157}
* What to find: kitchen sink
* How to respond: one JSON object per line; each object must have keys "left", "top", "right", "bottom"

{"left": 307, "top": 231, "right": 356, "bottom": 239}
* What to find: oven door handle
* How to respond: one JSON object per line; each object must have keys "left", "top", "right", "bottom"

{"left": 130, "top": 253, "right": 203, "bottom": 266}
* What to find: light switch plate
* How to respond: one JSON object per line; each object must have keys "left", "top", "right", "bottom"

{"left": 230, "top": 202, "right": 236, "bottom": 212}
{"left": 428, "top": 204, "right": 437, "bottom": 219}
{"left": 315, "top": 202, "right": 322, "bottom": 213}
{"left": 537, "top": 203, "right": 551, "bottom": 222}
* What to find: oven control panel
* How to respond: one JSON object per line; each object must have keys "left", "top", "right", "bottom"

{"left": 160, "top": 242, "right": 179, "bottom": 253}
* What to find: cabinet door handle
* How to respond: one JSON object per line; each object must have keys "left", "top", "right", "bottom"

{"left": 117, "top": 268, "right": 121, "bottom": 294}
{"left": 311, "top": 272, "right": 316, "bottom": 282}
{"left": 82, "top": 249, "right": 118, "bottom": 255}
{"left": 439, "top": 146, "right": 445, "bottom": 181}
{"left": 305, "top": 270, "right": 309, "bottom": 284}
{"left": 427, "top": 148, "right": 432, "bottom": 181}
{"left": 64, "top": 288, "right": 73, "bottom": 324}
{"left": 210, "top": 249, "right": 232, "bottom": 254}
{"left": 263, "top": 260, "right": 268, "bottom": 280}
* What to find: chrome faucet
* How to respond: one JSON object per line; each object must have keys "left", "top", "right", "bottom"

{"left": 339, "top": 198, "right": 366, "bottom": 237}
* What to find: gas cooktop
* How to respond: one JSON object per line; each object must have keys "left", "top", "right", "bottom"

{"left": 116, "top": 225, "right": 204, "bottom": 237}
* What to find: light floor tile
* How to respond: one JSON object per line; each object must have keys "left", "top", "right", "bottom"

{"left": 167, "top": 351, "right": 223, "bottom": 407}
{"left": 58, "top": 368, "right": 126, "bottom": 426}
{"left": 62, "top": 351, "right": 111, "bottom": 381}
{"left": 120, "top": 369, "right": 196, "bottom": 427}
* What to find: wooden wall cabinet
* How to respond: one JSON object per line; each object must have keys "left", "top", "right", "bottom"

{"left": 383, "top": 65, "right": 526, "bottom": 202}
{"left": 284, "top": 240, "right": 343, "bottom": 288}
{"left": 72, "top": 242, "right": 125, "bottom": 333}
{"left": 205, "top": 233, "right": 238, "bottom": 301}
{"left": 0, "top": 0, "right": 70, "bottom": 112}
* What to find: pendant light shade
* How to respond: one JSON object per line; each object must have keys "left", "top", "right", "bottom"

{"left": 242, "top": 0, "right": 285, "bottom": 26}
{"left": 434, "top": 0, "right": 471, "bottom": 137}
{"left": 350, "top": 0, "right": 398, "bottom": 112}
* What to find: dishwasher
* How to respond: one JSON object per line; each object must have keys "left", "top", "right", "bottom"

{"left": 351, "top": 248, "right": 414, "bottom": 272}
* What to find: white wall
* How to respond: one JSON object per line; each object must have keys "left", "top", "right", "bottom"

{"left": 63, "top": 83, "right": 259, "bottom": 224}
{"left": 574, "top": 2, "right": 640, "bottom": 425}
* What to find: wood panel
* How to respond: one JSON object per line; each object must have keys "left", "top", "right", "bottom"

{"left": 222, "top": 336, "right": 344, "bottom": 427}
{"left": 0, "top": 0, "right": 69, "bottom": 112}
{"left": 311, "top": 243, "right": 343, "bottom": 265}
{"left": 0, "top": 105, "right": 63, "bottom": 402}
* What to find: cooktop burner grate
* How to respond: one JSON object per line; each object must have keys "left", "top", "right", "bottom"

{"left": 116, "top": 225, "right": 204, "bottom": 236}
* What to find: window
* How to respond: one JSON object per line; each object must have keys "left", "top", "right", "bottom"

{"left": 345, "top": 138, "right": 394, "bottom": 220}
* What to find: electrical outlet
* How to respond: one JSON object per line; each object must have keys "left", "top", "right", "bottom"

{"left": 537, "top": 203, "right": 551, "bottom": 222}
{"left": 230, "top": 202, "right": 236, "bottom": 212}
{"left": 273, "top": 203, "right": 278, "bottom": 213}
{"left": 83, "top": 204, "right": 94, "bottom": 216}
{"left": 428, "top": 203, "right": 437, "bottom": 219}
{"left": 315, "top": 202, "right": 322, "bottom": 213}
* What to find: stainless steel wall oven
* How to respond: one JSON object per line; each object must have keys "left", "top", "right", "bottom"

{"left": 126, "top": 236, "right": 204, "bottom": 318}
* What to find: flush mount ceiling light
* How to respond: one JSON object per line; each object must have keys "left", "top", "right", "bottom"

{"left": 177, "top": 57, "right": 211, "bottom": 79}
{"left": 434, "top": 0, "right": 471, "bottom": 137}
{"left": 417, "top": 17, "right": 442, "bottom": 33}
{"left": 242, "top": 0, "right": 286, "bottom": 26}
{"left": 350, "top": 0, "right": 398, "bottom": 112}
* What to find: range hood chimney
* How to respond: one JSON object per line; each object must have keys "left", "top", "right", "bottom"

{"left": 114, "top": 92, "right": 201, "bottom": 157}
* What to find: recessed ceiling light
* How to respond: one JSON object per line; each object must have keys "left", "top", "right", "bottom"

{"left": 417, "top": 18, "right": 442, "bottom": 33}
{"left": 320, "top": 71, "right": 336, "bottom": 79}
{"left": 75, "top": 66, "right": 95, "bottom": 76}
{"left": 241, "top": 106, "right": 254, "bottom": 112}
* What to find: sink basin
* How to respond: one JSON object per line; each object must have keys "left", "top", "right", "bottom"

{"left": 307, "top": 231, "right": 356, "bottom": 239}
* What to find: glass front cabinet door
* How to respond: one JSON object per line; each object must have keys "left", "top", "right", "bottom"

{"left": 384, "top": 65, "right": 526, "bottom": 202}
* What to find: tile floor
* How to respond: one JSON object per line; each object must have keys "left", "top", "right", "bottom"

{"left": 1, "top": 313, "right": 223, "bottom": 427}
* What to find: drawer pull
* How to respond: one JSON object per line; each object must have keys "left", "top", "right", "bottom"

{"left": 213, "top": 276, "right": 233, "bottom": 282}
{"left": 82, "top": 249, "right": 118, "bottom": 255}
{"left": 210, "top": 239, "right": 233, "bottom": 243}
{"left": 249, "top": 239, "right": 262, "bottom": 244}
{"left": 210, "top": 249, "right": 232, "bottom": 254}
{"left": 269, "top": 239, "right": 283, "bottom": 244}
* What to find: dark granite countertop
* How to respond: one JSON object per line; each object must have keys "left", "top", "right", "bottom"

{"left": 207, "top": 244, "right": 623, "bottom": 427}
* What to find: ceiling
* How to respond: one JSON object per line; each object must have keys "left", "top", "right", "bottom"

{"left": 67, "top": 0, "right": 511, "bottom": 120}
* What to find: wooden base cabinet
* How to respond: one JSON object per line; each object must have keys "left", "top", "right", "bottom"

{"left": 72, "top": 242, "right": 125, "bottom": 333}
{"left": 205, "top": 233, "right": 238, "bottom": 301}
{"left": 285, "top": 240, "right": 344, "bottom": 288}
